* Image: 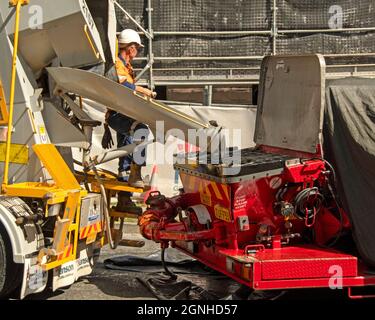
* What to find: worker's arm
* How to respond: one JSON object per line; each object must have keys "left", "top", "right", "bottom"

{"left": 135, "top": 85, "right": 155, "bottom": 98}
{"left": 121, "top": 81, "right": 155, "bottom": 98}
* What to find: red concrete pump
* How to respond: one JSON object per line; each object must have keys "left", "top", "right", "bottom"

{"left": 139, "top": 55, "right": 375, "bottom": 298}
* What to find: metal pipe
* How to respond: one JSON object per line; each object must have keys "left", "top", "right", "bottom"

{"left": 327, "top": 72, "right": 375, "bottom": 79}
{"left": 82, "top": 126, "right": 93, "bottom": 165}
{"left": 134, "top": 57, "right": 149, "bottom": 61}
{"left": 156, "top": 56, "right": 264, "bottom": 61}
{"left": 90, "top": 140, "right": 155, "bottom": 167}
{"left": 326, "top": 63, "right": 375, "bottom": 68}
{"left": 92, "top": 166, "right": 116, "bottom": 249}
{"left": 135, "top": 60, "right": 153, "bottom": 81}
{"left": 164, "top": 101, "right": 255, "bottom": 108}
{"left": 138, "top": 81, "right": 260, "bottom": 86}
{"left": 135, "top": 64, "right": 375, "bottom": 74}
{"left": 147, "top": 0, "right": 154, "bottom": 89}
{"left": 134, "top": 53, "right": 375, "bottom": 62}
{"left": 114, "top": 1, "right": 153, "bottom": 39}
{"left": 92, "top": 144, "right": 137, "bottom": 166}
{"left": 324, "top": 53, "right": 375, "bottom": 57}
{"left": 272, "top": 0, "right": 278, "bottom": 55}
{"left": 135, "top": 56, "right": 264, "bottom": 61}
{"left": 2, "top": 0, "right": 23, "bottom": 192}
{"left": 135, "top": 64, "right": 375, "bottom": 72}
{"left": 135, "top": 66, "right": 261, "bottom": 71}
{"left": 279, "top": 27, "right": 375, "bottom": 34}
{"left": 204, "top": 85, "right": 213, "bottom": 106}
{"left": 149, "top": 27, "right": 375, "bottom": 36}
{"left": 153, "top": 30, "right": 272, "bottom": 36}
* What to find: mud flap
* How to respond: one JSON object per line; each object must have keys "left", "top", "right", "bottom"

{"left": 20, "top": 258, "right": 48, "bottom": 299}
{"left": 52, "top": 247, "right": 94, "bottom": 292}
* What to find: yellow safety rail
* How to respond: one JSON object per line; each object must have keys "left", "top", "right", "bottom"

{"left": 0, "top": 79, "right": 9, "bottom": 125}
{"left": 2, "top": 0, "right": 29, "bottom": 192}
{"left": 9, "top": 0, "right": 29, "bottom": 5}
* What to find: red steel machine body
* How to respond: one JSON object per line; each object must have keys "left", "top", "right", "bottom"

{"left": 139, "top": 55, "right": 375, "bottom": 298}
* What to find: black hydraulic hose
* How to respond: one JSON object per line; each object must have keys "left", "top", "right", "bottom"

{"left": 294, "top": 187, "right": 323, "bottom": 220}
{"left": 301, "top": 157, "right": 345, "bottom": 247}
{"left": 315, "top": 158, "right": 345, "bottom": 246}
{"left": 161, "top": 247, "right": 177, "bottom": 280}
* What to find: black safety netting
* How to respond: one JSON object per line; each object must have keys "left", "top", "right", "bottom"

{"left": 116, "top": 0, "right": 271, "bottom": 31}
{"left": 116, "top": 0, "right": 375, "bottom": 71}
{"left": 277, "top": 0, "right": 375, "bottom": 29}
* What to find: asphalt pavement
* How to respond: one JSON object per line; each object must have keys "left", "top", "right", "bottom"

{"left": 25, "top": 222, "right": 354, "bottom": 301}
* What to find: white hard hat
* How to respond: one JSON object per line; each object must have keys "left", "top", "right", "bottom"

{"left": 118, "top": 29, "right": 144, "bottom": 47}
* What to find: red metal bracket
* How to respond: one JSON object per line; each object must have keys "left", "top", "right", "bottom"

{"left": 245, "top": 244, "right": 265, "bottom": 254}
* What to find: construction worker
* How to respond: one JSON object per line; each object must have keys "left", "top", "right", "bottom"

{"left": 103, "top": 29, "right": 154, "bottom": 214}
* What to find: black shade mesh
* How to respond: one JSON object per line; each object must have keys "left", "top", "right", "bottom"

{"left": 116, "top": 1, "right": 375, "bottom": 72}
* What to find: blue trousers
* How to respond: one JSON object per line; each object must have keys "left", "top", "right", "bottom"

{"left": 107, "top": 111, "right": 149, "bottom": 176}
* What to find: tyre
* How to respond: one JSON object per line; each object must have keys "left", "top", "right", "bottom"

{"left": 0, "top": 224, "right": 23, "bottom": 299}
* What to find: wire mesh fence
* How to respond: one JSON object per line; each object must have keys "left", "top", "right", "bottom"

{"left": 116, "top": 0, "right": 375, "bottom": 84}
{"left": 277, "top": 0, "right": 375, "bottom": 29}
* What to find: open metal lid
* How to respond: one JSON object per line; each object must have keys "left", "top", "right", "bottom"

{"left": 254, "top": 55, "right": 326, "bottom": 154}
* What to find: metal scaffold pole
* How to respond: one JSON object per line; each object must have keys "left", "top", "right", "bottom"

{"left": 116, "top": 0, "right": 375, "bottom": 87}
{"left": 272, "top": 0, "right": 278, "bottom": 55}
{"left": 147, "top": 0, "right": 154, "bottom": 90}
{"left": 204, "top": 85, "right": 213, "bottom": 106}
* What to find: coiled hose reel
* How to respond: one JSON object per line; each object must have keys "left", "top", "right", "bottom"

{"left": 294, "top": 187, "right": 324, "bottom": 226}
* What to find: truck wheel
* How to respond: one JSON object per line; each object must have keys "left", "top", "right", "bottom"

{"left": 0, "top": 224, "right": 23, "bottom": 299}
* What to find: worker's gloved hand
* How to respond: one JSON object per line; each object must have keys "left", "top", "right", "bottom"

{"left": 101, "top": 124, "right": 114, "bottom": 149}
{"left": 139, "top": 87, "right": 157, "bottom": 99}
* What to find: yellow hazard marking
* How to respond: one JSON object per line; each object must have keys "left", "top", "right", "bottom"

{"left": 204, "top": 181, "right": 211, "bottom": 195}
{"left": 221, "top": 184, "right": 230, "bottom": 201}
{"left": 0, "top": 142, "right": 28, "bottom": 164}
{"left": 86, "top": 232, "right": 97, "bottom": 244}
{"left": 198, "top": 181, "right": 212, "bottom": 196}
{"left": 214, "top": 205, "right": 231, "bottom": 222}
{"left": 38, "top": 125, "right": 48, "bottom": 144}
{"left": 211, "top": 182, "right": 223, "bottom": 200}
{"left": 200, "top": 192, "right": 212, "bottom": 207}
{"left": 188, "top": 175, "right": 195, "bottom": 191}
{"left": 198, "top": 181, "right": 203, "bottom": 193}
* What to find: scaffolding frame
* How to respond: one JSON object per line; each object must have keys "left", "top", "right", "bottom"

{"left": 114, "top": 0, "right": 375, "bottom": 89}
